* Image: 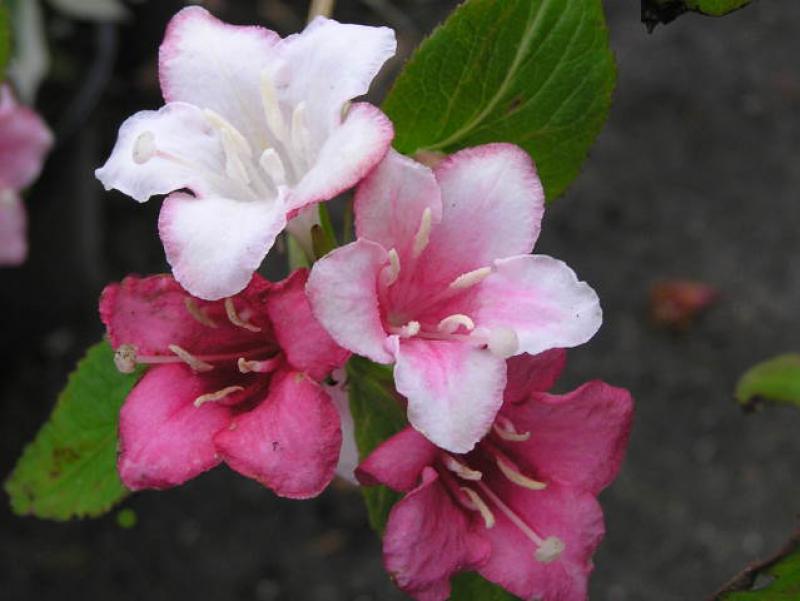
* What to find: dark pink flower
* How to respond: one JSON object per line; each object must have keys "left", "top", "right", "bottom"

{"left": 357, "top": 351, "right": 633, "bottom": 601}
{"left": 100, "top": 269, "right": 349, "bottom": 499}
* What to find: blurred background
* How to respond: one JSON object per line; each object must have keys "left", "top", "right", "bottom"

{"left": 1, "top": 1, "right": 800, "bottom": 599}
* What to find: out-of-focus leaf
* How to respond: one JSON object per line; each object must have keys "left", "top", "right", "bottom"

{"left": 48, "top": 0, "right": 128, "bottom": 22}
{"left": 715, "top": 532, "right": 800, "bottom": 600}
{"left": 642, "top": 0, "right": 752, "bottom": 31}
{"left": 736, "top": 354, "right": 800, "bottom": 410}
{"left": 7, "top": 0, "right": 49, "bottom": 103}
{"left": 450, "top": 573, "right": 519, "bottom": 600}
{"left": 0, "top": 2, "right": 10, "bottom": 79}
{"left": 383, "top": 0, "right": 615, "bottom": 201}
{"left": 5, "top": 341, "right": 143, "bottom": 520}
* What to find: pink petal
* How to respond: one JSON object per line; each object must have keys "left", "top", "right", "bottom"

{"left": 275, "top": 17, "right": 396, "bottom": 140}
{"left": 99, "top": 273, "right": 271, "bottom": 356}
{"left": 417, "top": 144, "right": 544, "bottom": 289}
{"left": 354, "top": 148, "right": 442, "bottom": 265}
{"left": 472, "top": 254, "right": 602, "bottom": 356}
{"left": 0, "top": 192, "right": 27, "bottom": 266}
{"left": 215, "top": 371, "right": 342, "bottom": 499}
{"left": 383, "top": 467, "right": 491, "bottom": 601}
{"left": 0, "top": 85, "right": 52, "bottom": 190}
{"left": 395, "top": 338, "right": 506, "bottom": 453}
{"left": 158, "top": 191, "right": 287, "bottom": 300}
{"left": 266, "top": 269, "right": 350, "bottom": 379}
{"left": 356, "top": 427, "right": 438, "bottom": 493}
{"left": 286, "top": 103, "right": 394, "bottom": 213}
{"left": 476, "top": 482, "right": 604, "bottom": 601}
{"left": 158, "top": 6, "right": 279, "bottom": 148}
{"left": 504, "top": 349, "right": 568, "bottom": 404}
{"left": 326, "top": 372, "right": 359, "bottom": 485}
{"left": 95, "top": 102, "right": 227, "bottom": 203}
{"left": 502, "top": 381, "right": 634, "bottom": 494}
{"left": 118, "top": 364, "right": 232, "bottom": 490}
{"left": 306, "top": 239, "right": 393, "bottom": 363}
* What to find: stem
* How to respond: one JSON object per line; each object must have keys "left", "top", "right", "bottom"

{"left": 308, "top": 0, "right": 335, "bottom": 20}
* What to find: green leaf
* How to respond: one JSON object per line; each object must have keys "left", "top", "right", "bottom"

{"left": 642, "top": 0, "right": 751, "bottom": 31}
{"left": 451, "top": 573, "right": 520, "bottom": 600}
{"left": 716, "top": 534, "right": 800, "bottom": 600}
{"left": 5, "top": 341, "right": 144, "bottom": 520}
{"left": 383, "top": 0, "right": 615, "bottom": 201}
{"left": 735, "top": 354, "right": 800, "bottom": 410}
{"left": 0, "top": 1, "right": 11, "bottom": 80}
{"left": 686, "top": 0, "right": 751, "bottom": 16}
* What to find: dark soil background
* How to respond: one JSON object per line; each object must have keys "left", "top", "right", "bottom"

{"left": 2, "top": 1, "right": 800, "bottom": 599}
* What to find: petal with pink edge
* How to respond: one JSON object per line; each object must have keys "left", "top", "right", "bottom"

{"left": 95, "top": 102, "right": 229, "bottom": 203}
{"left": 266, "top": 269, "right": 350, "bottom": 380}
{"left": 286, "top": 103, "right": 394, "bottom": 213}
{"left": 0, "top": 86, "right": 52, "bottom": 190}
{"left": 395, "top": 338, "right": 506, "bottom": 453}
{"left": 158, "top": 191, "right": 287, "bottom": 300}
{"left": 306, "top": 239, "right": 393, "bottom": 364}
{"left": 356, "top": 426, "right": 438, "bottom": 493}
{"left": 472, "top": 254, "right": 602, "bottom": 356}
{"left": 354, "top": 149, "right": 442, "bottom": 263}
{"left": 117, "top": 364, "right": 232, "bottom": 490}
{"left": 417, "top": 144, "right": 544, "bottom": 289}
{"left": 158, "top": 6, "right": 279, "bottom": 148}
{"left": 504, "top": 349, "right": 567, "bottom": 404}
{"left": 0, "top": 192, "right": 27, "bottom": 266}
{"left": 503, "top": 380, "right": 634, "bottom": 494}
{"left": 215, "top": 371, "right": 342, "bottom": 499}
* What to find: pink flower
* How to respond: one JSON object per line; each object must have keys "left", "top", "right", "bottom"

{"left": 96, "top": 7, "right": 396, "bottom": 300}
{"left": 0, "top": 85, "right": 53, "bottom": 265}
{"left": 100, "top": 269, "right": 350, "bottom": 498}
{"left": 357, "top": 351, "right": 634, "bottom": 601}
{"left": 307, "top": 147, "right": 602, "bottom": 452}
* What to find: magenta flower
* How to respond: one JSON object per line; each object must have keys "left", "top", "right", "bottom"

{"left": 100, "top": 269, "right": 350, "bottom": 498}
{"left": 0, "top": 85, "right": 53, "bottom": 265}
{"left": 307, "top": 147, "right": 602, "bottom": 452}
{"left": 96, "top": 7, "right": 396, "bottom": 300}
{"left": 357, "top": 351, "right": 633, "bottom": 601}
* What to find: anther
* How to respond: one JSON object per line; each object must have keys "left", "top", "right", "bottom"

{"left": 114, "top": 344, "right": 138, "bottom": 374}
{"left": 487, "top": 327, "right": 519, "bottom": 359}
{"left": 449, "top": 266, "right": 492, "bottom": 290}
{"left": 224, "top": 298, "right": 262, "bottom": 332}
{"left": 496, "top": 456, "right": 547, "bottom": 491}
{"left": 443, "top": 455, "right": 482, "bottom": 481}
{"left": 460, "top": 487, "right": 495, "bottom": 529}
{"left": 535, "top": 537, "right": 565, "bottom": 563}
{"left": 194, "top": 385, "right": 245, "bottom": 408}
{"left": 392, "top": 321, "right": 420, "bottom": 338}
{"left": 382, "top": 249, "right": 401, "bottom": 287}
{"left": 184, "top": 298, "right": 218, "bottom": 328}
{"left": 412, "top": 207, "right": 432, "bottom": 258}
{"left": 260, "top": 71, "right": 286, "bottom": 139}
{"left": 437, "top": 314, "right": 475, "bottom": 334}
{"left": 168, "top": 344, "right": 214, "bottom": 372}
{"left": 493, "top": 416, "right": 531, "bottom": 442}
{"left": 132, "top": 131, "right": 157, "bottom": 164}
{"left": 238, "top": 357, "right": 281, "bottom": 374}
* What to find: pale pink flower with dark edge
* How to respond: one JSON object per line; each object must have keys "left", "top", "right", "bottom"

{"left": 96, "top": 6, "right": 396, "bottom": 300}
{"left": 307, "top": 147, "right": 602, "bottom": 453}
{"left": 0, "top": 85, "right": 53, "bottom": 265}
{"left": 357, "top": 350, "right": 634, "bottom": 601}
{"left": 100, "top": 269, "right": 350, "bottom": 498}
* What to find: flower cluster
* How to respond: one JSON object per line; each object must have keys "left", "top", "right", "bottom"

{"left": 98, "top": 7, "right": 633, "bottom": 600}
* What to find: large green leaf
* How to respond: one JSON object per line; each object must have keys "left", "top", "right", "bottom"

{"left": 383, "top": 0, "right": 615, "bottom": 201}
{"left": 735, "top": 354, "right": 800, "bottom": 410}
{"left": 716, "top": 534, "right": 800, "bottom": 600}
{"left": 5, "top": 341, "right": 143, "bottom": 520}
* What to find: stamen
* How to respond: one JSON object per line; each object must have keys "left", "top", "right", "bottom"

{"left": 437, "top": 314, "right": 475, "bottom": 334}
{"left": 205, "top": 110, "right": 253, "bottom": 185}
{"left": 493, "top": 416, "right": 531, "bottom": 442}
{"left": 486, "top": 327, "right": 519, "bottom": 359}
{"left": 476, "top": 480, "right": 545, "bottom": 546}
{"left": 184, "top": 298, "right": 218, "bottom": 328}
{"left": 238, "top": 357, "right": 281, "bottom": 374}
{"left": 535, "top": 537, "right": 566, "bottom": 563}
{"left": 382, "top": 249, "right": 401, "bottom": 287}
{"left": 290, "top": 102, "right": 312, "bottom": 161}
{"left": 390, "top": 321, "right": 420, "bottom": 338}
{"left": 412, "top": 207, "right": 433, "bottom": 258}
{"left": 460, "top": 487, "right": 495, "bottom": 528}
{"left": 496, "top": 456, "right": 547, "bottom": 491}
{"left": 442, "top": 455, "right": 482, "bottom": 481}
{"left": 132, "top": 131, "right": 157, "bottom": 164}
{"left": 224, "top": 298, "right": 262, "bottom": 333}
{"left": 259, "top": 148, "right": 287, "bottom": 187}
{"left": 114, "top": 344, "right": 138, "bottom": 374}
{"left": 449, "top": 266, "right": 492, "bottom": 290}
{"left": 194, "top": 385, "right": 245, "bottom": 408}
{"left": 260, "top": 71, "right": 286, "bottom": 139}
{"left": 168, "top": 344, "right": 214, "bottom": 372}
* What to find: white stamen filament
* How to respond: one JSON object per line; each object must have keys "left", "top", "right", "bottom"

{"left": 290, "top": 102, "right": 313, "bottom": 165}
{"left": 476, "top": 480, "right": 544, "bottom": 545}
{"left": 412, "top": 207, "right": 433, "bottom": 258}
{"left": 238, "top": 357, "right": 281, "bottom": 374}
{"left": 224, "top": 298, "right": 262, "bottom": 332}
{"left": 443, "top": 455, "right": 482, "bottom": 481}
{"left": 493, "top": 416, "right": 531, "bottom": 442}
{"left": 460, "top": 487, "right": 495, "bottom": 529}
{"left": 382, "top": 249, "right": 401, "bottom": 287}
{"left": 132, "top": 131, "right": 157, "bottom": 164}
{"left": 259, "top": 148, "right": 287, "bottom": 187}
{"left": 194, "top": 385, "right": 245, "bottom": 408}
{"left": 496, "top": 456, "right": 547, "bottom": 491}
{"left": 437, "top": 314, "right": 475, "bottom": 334}
{"left": 449, "top": 266, "right": 492, "bottom": 290}
{"left": 168, "top": 344, "right": 215, "bottom": 372}
{"left": 260, "top": 71, "right": 287, "bottom": 140}
{"left": 204, "top": 109, "right": 255, "bottom": 186}
{"left": 184, "top": 298, "right": 218, "bottom": 328}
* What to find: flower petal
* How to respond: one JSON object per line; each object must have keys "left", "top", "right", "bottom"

{"left": 354, "top": 148, "right": 442, "bottom": 263}
{"left": 326, "top": 371, "right": 359, "bottom": 485}
{"left": 0, "top": 192, "right": 27, "bottom": 266}
{"left": 158, "top": 191, "right": 287, "bottom": 300}
{"left": 286, "top": 103, "right": 394, "bottom": 212}
{"left": 503, "top": 381, "right": 634, "bottom": 494}
{"left": 395, "top": 339, "right": 506, "bottom": 453}
{"left": 383, "top": 467, "right": 491, "bottom": 601}
{"left": 95, "top": 102, "right": 229, "bottom": 203}
{"left": 266, "top": 269, "right": 350, "bottom": 380}
{"left": 356, "top": 427, "right": 438, "bottom": 493}
{"left": 0, "top": 85, "right": 52, "bottom": 190}
{"left": 472, "top": 254, "right": 602, "bottom": 356}
{"left": 504, "top": 349, "right": 567, "bottom": 404}
{"left": 306, "top": 239, "right": 393, "bottom": 363}
{"left": 215, "top": 371, "right": 342, "bottom": 499}
{"left": 117, "top": 364, "right": 232, "bottom": 490}
{"left": 159, "top": 6, "right": 279, "bottom": 149}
